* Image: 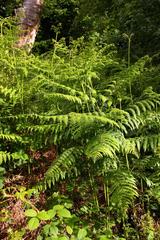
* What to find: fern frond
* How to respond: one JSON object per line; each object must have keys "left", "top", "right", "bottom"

{"left": 126, "top": 116, "right": 142, "bottom": 130}
{"left": 106, "top": 108, "right": 142, "bottom": 132}
{"left": 127, "top": 89, "right": 160, "bottom": 117}
{"left": 67, "top": 113, "right": 120, "bottom": 139}
{"left": 0, "top": 133, "right": 23, "bottom": 142}
{"left": 20, "top": 112, "right": 120, "bottom": 143}
{"left": 0, "top": 151, "right": 12, "bottom": 164}
{"left": 121, "top": 139, "right": 139, "bottom": 158}
{"left": 0, "top": 85, "right": 18, "bottom": 104}
{"left": 44, "top": 93, "right": 83, "bottom": 105}
{"left": 127, "top": 99, "right": 159, "bottom": 117}
{"left": 69, "top": 112, "right": 119, "bottom": 128}
{"left": 42, "top": 147, "right": 83, "bottom": 188}
{"left": 131, "top": 134, "right": 160, "bottom": 152}
{"left": 85, "top": 131, "right": 121, "bottom": 162}
{"left": 107, "top": 170, "right": 138, "bottom": 213}
{"left": 0, "top": 151, "right": 29, "bottom": 164}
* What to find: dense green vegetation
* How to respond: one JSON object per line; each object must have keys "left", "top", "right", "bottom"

{"left": 0, "top": 1, "right": 160, "bottom": 239}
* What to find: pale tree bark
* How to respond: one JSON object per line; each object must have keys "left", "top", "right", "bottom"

{"left": 16, "top": 0, "right": 43, "bottom": 51}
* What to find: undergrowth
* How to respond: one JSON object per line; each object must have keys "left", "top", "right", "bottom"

{"left": 0, "top": 18, "right": 160, "bottom": 240}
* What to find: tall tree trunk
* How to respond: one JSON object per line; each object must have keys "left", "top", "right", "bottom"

{"left": 16, "top": 0, "right": 43, "bottom": 51}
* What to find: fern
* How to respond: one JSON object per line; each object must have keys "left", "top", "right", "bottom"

{"left": 0, "top": 21, "right": 160, "bottom": 231}
{"left": 132, "top": 134, "right": 160, "bottom": 152}
{"left": 43, "top": 93, "right": 83, "bottom": 105}
{"left": 0, "top": 151, "right": 12, "bottom": 164}
{"left": 0, "top": 151, "right": 29, "bottom": 165}
{"left": 107, "top": 170, "right": 138, "bottom": 214}
{"left": 85, "top": 131, "right": 121, "bottom": 162}
{"left": 19, "top": 112, "right": 120, "bottom": 143}
{"left": 41, "top": 147, "right": 83, "bottom": 188}
{"left": 0, "top": 133, "right": 23, "bottom": 143}
{"left": 0, "top": 85, "right": 18, "bottom": 109}
{"left": 121, "top": 138, "right": 139, "bottom": 157}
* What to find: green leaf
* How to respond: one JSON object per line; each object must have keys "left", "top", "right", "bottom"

{"left": 57, "top": 208, "right": 72, "bottom": 218}
{"left": 53, "top": 205, "right": 64, "bottom": 211}
{"left": 43, "top": 224, "right": 50, "bottom": 235}
{"left": 50, "top": 225, "right": 59, "bottom": 236}
{"left": 108, "top": 100, "right": 112, "bottom": 107}
{"left": 47, "top": 209, "right": 56, "bottom": 219}
{"left": 99, "top": 236, "right": 109, "bottom": 240}
{"left": 25, "top": 209, "right": 37, "bottom": 217}
{"left": 58, "top": 237, "right": 68, "bottom": 240}
{"left": 27, "top": 217, "right": 39, "bottom": 230}
{"left": 0, "top": 179, "right": 4, "bottom": 189}
{"left": 64, "top": 203, "right": 72, "bottom": 209}
{"left": 66, "top": 225, "right": 73, "bottom": 235}
{"left": 77, "top": 229, "right": 87, "bottom": 240}
{"left": 37, "top": 236, "right": 43, "bottom": 240}
{"left": 0, "top": 167, "right": 5, "bottom": 174}
{"left": 37, "top": 210, "right": 50, "bottom": 220}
